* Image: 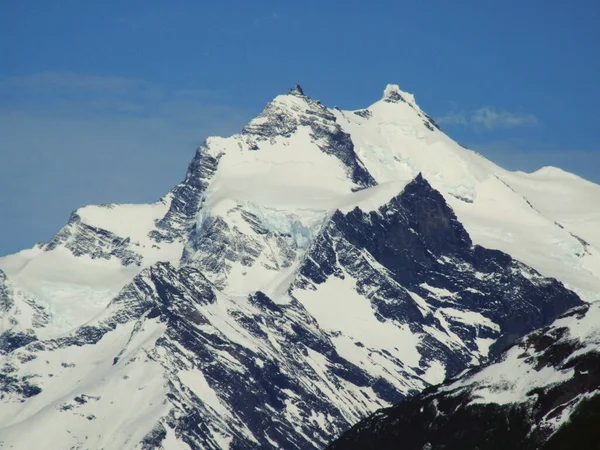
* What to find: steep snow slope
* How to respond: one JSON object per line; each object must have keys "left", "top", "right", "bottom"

{"left": 1, "top": 83, "right": 597, "bottom": 328}
{"left": 0, "top": 199, "right": 183, "bottom": 338}
{"left": 327, "top": 300, "right": 600, "bottom": 450}
{"left": 504, "top": 166, "right": 600, "bottom": 250}
{"left": 175, "top": 84, "right": 600, "bottom": 301}
{"left": 0, "top": 178, "right": 582, "bottom": 450}
{"left": 0, "top": 83, "right": 598, "bottom": 449}
{"left": 333, "top": 85, "right": 600, "bottom": 301}
{"left": 180, "top": 86, "right": 376, "bottom": 296}
{"left": 0, "top": 261, "right": 388, "bottom": 449}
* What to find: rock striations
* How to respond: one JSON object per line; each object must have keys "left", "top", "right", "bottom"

{"left": 0, "top": 84, "right": 598, "bottom": 449}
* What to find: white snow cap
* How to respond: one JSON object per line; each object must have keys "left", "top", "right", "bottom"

{"left": 383, "top": 84, "right": 417, "bottom": 106}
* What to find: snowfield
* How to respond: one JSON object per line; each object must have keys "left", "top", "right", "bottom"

{"left": 0, "top": 84, "right": 598, "bottom": 450}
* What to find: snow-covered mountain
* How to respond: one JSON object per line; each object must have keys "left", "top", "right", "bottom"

{"left": 327, "top": 301, "right": 600, "bottom": 450}
{"left": 0, "top": 84, "right": 598, "bottom": 449}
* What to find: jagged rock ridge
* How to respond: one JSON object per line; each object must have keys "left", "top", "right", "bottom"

{"left": 0, "top": 84, "right": 598, "bottom": 449}
{"left": 327, "top": 302, "right": 600, "bottom": 450}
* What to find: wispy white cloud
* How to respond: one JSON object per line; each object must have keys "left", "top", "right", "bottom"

{"left": 436, "top": 107, "right": 538, "bottom": 130}
{"left": 471, "top": 107, "right": 538, "bottom": 129}
{"left": 435, "top": 110, "right": 468, "bottom": 126}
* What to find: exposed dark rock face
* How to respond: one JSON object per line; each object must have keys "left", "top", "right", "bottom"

{"left": 289, "top": 84, "right": 305, "bottom": 96}
{"left": 0, "top": 173, "right": 586, "bottom": 450}
{"left": 152, "top": 87, "right": 376, "bottom": 250}
{"left": 384, "top": 89, "right": 409, "bottom": 104}
{"left": 294, "top": 175, "right": 582, "bottom": 380}
{"left": 181, "top": 210, "right": 298, "bottom": 289}
{"left": 242, "top": 89, "right": 375, "bottom": 190}
{"left": 0, "top": 270, "right": 13, "bottom": 312}
{"left": 327, "top": 303, "right": 600, "bottom": 450}
{"left": 44, "top": 212, "right": 142, "bottom": 265}
{"left": 1, "top": 83, "right": 595, "bottom": 450}
{"left": 0, "top": 261, "right": 391, "bottom": 449}
{"left": 151, "top": 143, "right": 222, "bottom": 243}
{"left": 383, "top": 87, "right": 440, "bottom": 132}
{"left": 0, "top": 331, "right": 37, "bottom": 354}
{"left": 0, "top": 270, "right": 49, "bottom": 355}
{"left": 353, "top": 109, "right": 372, "bottom": 119}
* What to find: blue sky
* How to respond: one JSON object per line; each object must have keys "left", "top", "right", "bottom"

{"left": 1, "top": 0, "right": 599, "bottom": 256}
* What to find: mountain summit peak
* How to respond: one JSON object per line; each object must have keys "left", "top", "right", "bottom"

{"left": 383, "top": 83, "right": 416, "bottom": 106}
{"left": 1, "top": 79, "right": 598, "bottom": 450}
{"left": 289, "top": 84, "right": 305, "bottom": 96}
